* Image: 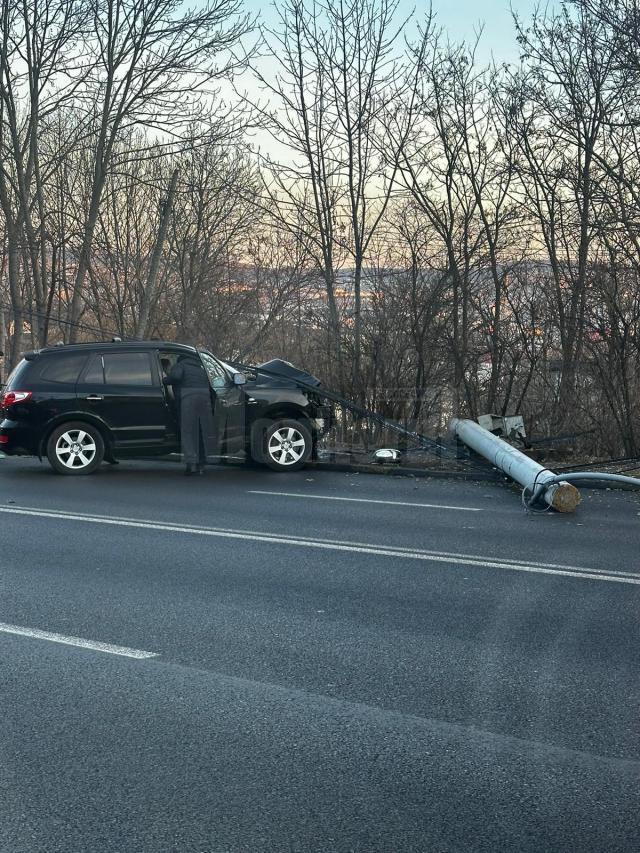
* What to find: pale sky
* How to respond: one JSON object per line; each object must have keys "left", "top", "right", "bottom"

{"left": 416, "top": 0, "right": 546, "bottom": 63}
{"left": 236, "top": 0, "right": 551, "bottom": 158}
{"left": 242, "top": 0, "right": 550, "bottom": 65}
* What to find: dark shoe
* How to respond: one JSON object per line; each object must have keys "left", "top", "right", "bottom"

{"left": 185, "top": 464, "right": 194, "bottom": 476}
{"left": 196, "top": 464, "right": 205, "bottom": 475}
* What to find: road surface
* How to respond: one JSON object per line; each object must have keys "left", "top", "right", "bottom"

{"left": 0, "top": 457, "right": 638, "bottom": 852}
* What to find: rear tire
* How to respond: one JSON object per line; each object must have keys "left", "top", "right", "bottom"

{"left": 262, "top": 419, "right": 312, "bottom": 472}
{"left": 46, "top": 422, "right": 105, "bottom": 475}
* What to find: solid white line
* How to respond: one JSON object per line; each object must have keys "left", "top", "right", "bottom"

{"left": 0, "top": 621, "right": 158, "bottom": 659}
{"left": 1, "top": 505, "right": 638, "bottom": 586}
{"left": 11, "top": 505, "right": 629, "bottom": 576}
{"left": 248, "top": 490, "right": 483, "bottom": 512}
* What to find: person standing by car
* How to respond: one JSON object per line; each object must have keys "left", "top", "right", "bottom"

{"left": 163, "top": 353, "right": 215, "bottom": 475}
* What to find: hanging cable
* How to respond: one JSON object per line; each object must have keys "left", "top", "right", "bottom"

{"left": 229, "top": 358, "right": 463, "bottom": 463}
{"left": 0, "top": 300, "right": 120, "bottom": 339}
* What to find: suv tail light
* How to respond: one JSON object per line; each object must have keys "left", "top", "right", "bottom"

{"left": 0, "top": 391, "right": 32, "bottom": 407}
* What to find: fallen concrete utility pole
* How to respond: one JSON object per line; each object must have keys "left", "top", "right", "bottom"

{"left": 450, "top": 417, "right": 581, "bottom": 512}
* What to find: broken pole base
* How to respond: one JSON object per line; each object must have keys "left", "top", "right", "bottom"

{"left": 544, "top": 481, "right": 582, "bottom": 513}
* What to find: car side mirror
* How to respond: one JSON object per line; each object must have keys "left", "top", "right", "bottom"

{"left": 233, "top": 372, "right": 247, "bottom": 386}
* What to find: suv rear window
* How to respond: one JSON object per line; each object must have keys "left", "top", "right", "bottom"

{"left": 103, "top": 352, "right": 154, "bottom": 386}
{"left": 3, "top": 360, "right": 31, "bottom": 390}
{"left": 39, "top": 353, "right": 88, "bottom": 384}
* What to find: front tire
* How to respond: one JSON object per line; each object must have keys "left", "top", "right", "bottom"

{"left": 263, "top": 419, "right": 312, "bottom": 472}
{"left": 46, "top": 422, "right": 105, "bottom": 475}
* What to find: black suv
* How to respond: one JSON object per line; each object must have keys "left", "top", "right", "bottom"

{"left": 0, "top": 341, "right": 331, "bottom": 475}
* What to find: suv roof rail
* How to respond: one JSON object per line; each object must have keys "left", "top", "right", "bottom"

{"left": 38, "top": 339, "right": 196, "bottom": 352}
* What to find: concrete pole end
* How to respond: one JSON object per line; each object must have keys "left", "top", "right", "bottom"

{"left": 547, "top": 481, "right": 582, "bottom": 513}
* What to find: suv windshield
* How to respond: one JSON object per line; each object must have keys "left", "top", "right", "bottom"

{"left": 198, "top": 351, "right": 228, "bottom": 389}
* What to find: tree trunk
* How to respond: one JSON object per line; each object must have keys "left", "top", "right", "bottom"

{"left": 7, "top": 232, "right": 24, "bottom": 369}
{"left": 68, "top": 185, "right": 102, "bottom": 342}
{"left": 135, "top": 169, "right": 179, "bottom": 338}
{"left": 353, "top": 262, "right": 362, "bottom": 395}
{"left": 0, "top": 303, "right": 6, "bottom": 384}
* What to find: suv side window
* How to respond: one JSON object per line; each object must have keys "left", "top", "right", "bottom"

{"left": 103, "top": 352, "right": 154, "bottom": 386}
{"left": 39, "top": 354, "right": 88, "bottom": 384}
{"left": 82, "top": 354, "right": 105, "bottom": 384}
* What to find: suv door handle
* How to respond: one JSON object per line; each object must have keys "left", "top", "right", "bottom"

{"left": 85, "top": 395, "right": 104, "bottom": 401}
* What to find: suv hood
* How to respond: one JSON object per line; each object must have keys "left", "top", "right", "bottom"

{"left": 254, "top": 359, "right": 321, "bottom": 388}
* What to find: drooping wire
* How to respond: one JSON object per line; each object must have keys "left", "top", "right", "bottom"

{"left": 0, "top": 300, "right": 119, "bottom": 340}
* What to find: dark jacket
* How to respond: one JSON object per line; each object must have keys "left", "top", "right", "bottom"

{"left": 163, "top": 357, "right": 210, "bottom": 394}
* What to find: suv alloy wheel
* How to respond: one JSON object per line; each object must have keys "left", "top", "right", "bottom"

{"left": 263, "top": 418, "right": 312, "bottom": 472}
{"left": 46, "top": 421, "right": 105, "bottom": 475}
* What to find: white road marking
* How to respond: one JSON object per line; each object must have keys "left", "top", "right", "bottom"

{"left": 1, "top": 505, "right": 638, "bottom": 586}
{"left": 0, "top": 621, "right": 158, "bottom": 659}
{"left": 248, "top": 490, "right": 483, "bottom": 512}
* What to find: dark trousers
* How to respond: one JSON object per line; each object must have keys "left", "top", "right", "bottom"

{"left": 179, "top": 390, "right": 215, "bottom": 465}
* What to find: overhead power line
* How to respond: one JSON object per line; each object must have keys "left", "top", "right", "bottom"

{"left": 0, "top": 301, "right": 119, "bottom": 339}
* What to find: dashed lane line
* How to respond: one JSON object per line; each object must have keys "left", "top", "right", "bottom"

{"left": 0, "top": 621, "right": 158, "bottom": 659}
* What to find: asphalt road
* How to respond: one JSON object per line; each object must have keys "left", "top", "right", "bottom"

{"left": 0, "top": 456, "right": 639, "bottom": 853}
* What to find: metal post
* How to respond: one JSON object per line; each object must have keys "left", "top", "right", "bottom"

{"left": 450, "top": 417, "right": 581, "bottom": 512}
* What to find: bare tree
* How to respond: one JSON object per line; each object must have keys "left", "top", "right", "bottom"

{"left": 134, "top": 167, "right": 179, "bottom": 337}
{"left": 248, "top": 0, "right": 425, "bottom": 394}
{"left": 162, "top": 141, "right": 259, "bottom": 348}
{"left": 579, "top": 0, "right": 640, "bottom": 73}
{"left": 504, "top": 2, "right": 624, "bottom": 427}
{"left": 394, "top": 36, "right": 490, "bottom": 415}
{"left": 66, "top": 0, "right": 253, "bottom": 339}
{"left": 247, "top": 0, "right": 347, "bottom": 387}
{"left": 0, "top": 0, "right": 90, "bottom": 359}
{"left": 317, "top": 0, "right": 411, "bottom": 392}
